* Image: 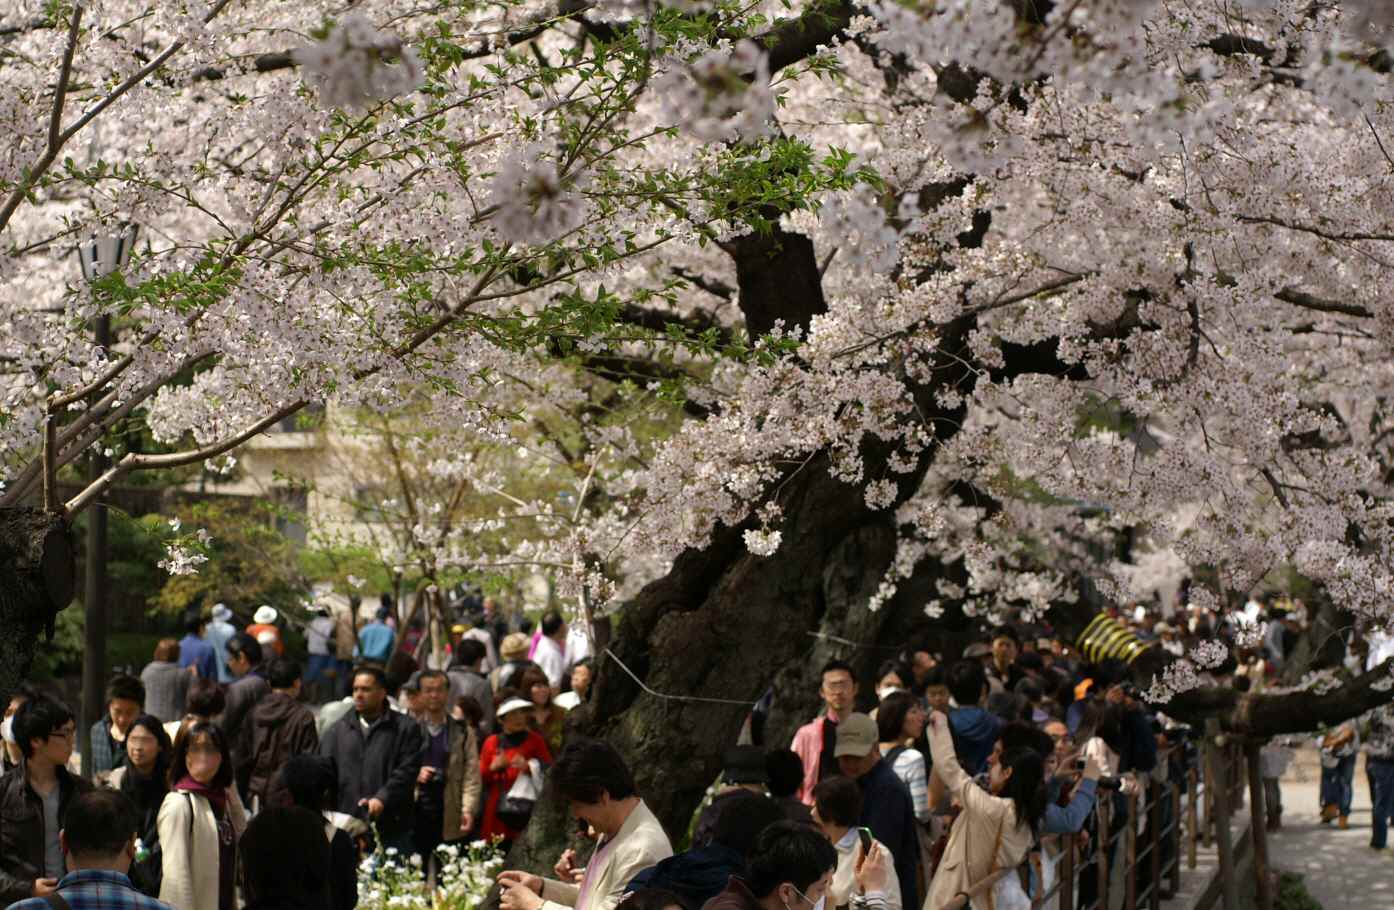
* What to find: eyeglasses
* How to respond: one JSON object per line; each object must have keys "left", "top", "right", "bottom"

{"left": 822, "top": 680, "right": 853, "bottom": 692}
{"left": 48, "top": 726, "right": 76, "bottom": 741}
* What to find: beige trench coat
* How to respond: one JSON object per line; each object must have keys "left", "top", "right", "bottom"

{"left": 922, "top": 720, "right": 1033, "bottom": 910}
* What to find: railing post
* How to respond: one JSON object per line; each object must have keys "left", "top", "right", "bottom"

{"left": 1098, "top": 798, "right": 1111, "bottom": 910}
{"left": 1059, "top": 831, "right": 1075, "bottom": 910}
{"left": 1187, "top": 765, "right": 1199, "bottom": 869}
{"left": 1125, "top": 791, "right": 1138, "bottom": 909}
{"left": 1245, "top": 742, "right": 1274, "bottom": 910}
{"left": 1171, "top": 775, "right": 1183, "bottom": 895}
{"left": 1149, "top": 777, "right": 1162, "bottom": 910}
{"left": 1206, "top": 718, "right": 1240, "bottom": 910}
{"left": 1202, "top": 752, "right": 1214, "bottom": 847}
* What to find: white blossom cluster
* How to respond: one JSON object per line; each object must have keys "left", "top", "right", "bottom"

{"left": 292, "top": 14, "right": 424, "bottom": 110}
{"left": 1189, "top": 640, "right": 1229, "bottom": 670}
{"left": 490, "top": 152, "right": 588, "bottom": 246}
{"left": 9, "top": 0, "right": 1394, "bottom": 650}
{"left": 659, "top": 40, "right": 776, "bottom": 141}
{"left": 1144, "top": 659, "right": 1202, "bottom": 704}
{"left": 158, "top": 525, "right": 212, "bottom": 576}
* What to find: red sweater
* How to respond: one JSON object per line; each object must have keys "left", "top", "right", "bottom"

{"left": 479, "top": 730, "right": 553, "bottom": 840}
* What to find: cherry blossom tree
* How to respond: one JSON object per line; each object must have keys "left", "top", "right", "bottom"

{"left": 6, "top": 0, "right": 1394, "bottom": 854}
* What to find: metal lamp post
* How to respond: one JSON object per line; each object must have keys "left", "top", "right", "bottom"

{"left": 74, "top": 222, "right": 137, "bottom": 780}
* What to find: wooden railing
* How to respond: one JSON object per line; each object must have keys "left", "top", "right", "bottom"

{"left": 1025, "top": 728, "right": 1270, "bottom": 910}
{"left": 938, "top": 729, "right": 1281, "bottom": 910}
{"left": 1031, "top": 742, "right": 1199, "bottom": 910}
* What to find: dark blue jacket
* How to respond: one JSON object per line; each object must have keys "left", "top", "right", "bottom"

{"left": 857, "top": 760, "right": 920, "bottom": 909}
{"left": 949, "top": 706, "right": 1003, "bottom": 777}
{"left": 179, "top": 633, "right": 217, "bottom": 680}
{"left": 1120, "top": 709, "right": 1158, "bottom": 774}
{"left": 626, "top": 843, "right": 744, "bottom": 909}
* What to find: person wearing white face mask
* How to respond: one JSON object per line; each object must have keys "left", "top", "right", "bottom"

{"left": 875, "top": 661, "right": 911, "bottom": 703}
{"left": 701, "top": 821, "right": 851, "bottom": 910}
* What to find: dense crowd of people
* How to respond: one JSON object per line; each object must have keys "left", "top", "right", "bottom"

{"left": 1, "top": 590, "right": 1392, "bottom": 910}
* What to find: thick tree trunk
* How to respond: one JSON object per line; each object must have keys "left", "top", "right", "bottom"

{"left": 505, "top": 467, "right": 902, "bottom": 873}
{"left": 500, "top": 299, "right": 981, "bottom": 885}
{"left": 0, "top": 508, "right": 77, "bottom": 707}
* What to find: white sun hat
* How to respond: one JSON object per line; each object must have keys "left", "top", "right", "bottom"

{"left": 495, "top": 697, "right": 532, "bottom": 719}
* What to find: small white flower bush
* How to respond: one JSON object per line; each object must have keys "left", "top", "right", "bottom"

{"left": 357, "top": 839, "right": 504, "bottom": 910}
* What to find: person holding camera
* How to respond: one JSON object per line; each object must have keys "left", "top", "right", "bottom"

{"left": 922, "top": 711, "right": 1046, "bottom": 910}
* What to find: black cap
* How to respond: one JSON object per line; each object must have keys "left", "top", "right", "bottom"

{"left": 723, "top": 745, "right": 769, "bottom": 785}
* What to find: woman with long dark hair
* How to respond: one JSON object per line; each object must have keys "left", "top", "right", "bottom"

{"left": 157, "top": 721, "right": 247, "bottom": 910}
{"left": 876, "top": 692, "right": 933, "bottom": 900}
{"left": 103, "top": 714, "right": 171, "bottom": 896}
{"left": 923, "top": 711, "right": 1046, "bottom": 910}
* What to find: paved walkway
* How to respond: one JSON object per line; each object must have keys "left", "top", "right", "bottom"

{"left": 1265, "top": 751, "right": 1393, "bottom": 909}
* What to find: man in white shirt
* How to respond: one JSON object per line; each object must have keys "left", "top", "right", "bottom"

{"left": 564, "top": 623, "right": 592, "bottom": 670}
{"left": 534, "top": 612, "right": 568, "bottom": 691}
{"left": 306, "top": 606, "right": 338, "bottom": 702}
{"left": 461, "top": 621, "right": 499, "bottom": 673}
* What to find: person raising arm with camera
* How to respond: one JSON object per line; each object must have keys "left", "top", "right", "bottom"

{"left": 922, "top": 711, "right": 1046, "bottom": 910}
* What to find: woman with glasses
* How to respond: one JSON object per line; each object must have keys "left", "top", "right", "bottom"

{"left": 157, "top": 722, "right": 247, "bottom": 910}
{"left": 104, "top": 715, "right": 172, "bottom": 896}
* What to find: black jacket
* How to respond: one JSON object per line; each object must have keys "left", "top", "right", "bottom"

{"left": 627, "top": 843, "right": 744, "bottom": 910}
{"left": 326, "top": 826, "right": 358, "bottom": 910}
{"left": 318, "top": 709, "right": 424, "bottom": 836}
{"left": 222, "top": 670, "right": 271, "bottom": 753}
{"left": 236, "top": 691, "right": 319, "bottom": 806}
{"left": 857, "top": 759, "right": 920, "bottom": 910}
{"left": 0, "top": 764, "right": 93, "bottom": 903}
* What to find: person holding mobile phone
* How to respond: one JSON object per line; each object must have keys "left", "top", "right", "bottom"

{"left": 496, "top": 740, "right": 671, "bottom": 910}
{"left": 810, "top": 777, "right": 902, "bottom": 910}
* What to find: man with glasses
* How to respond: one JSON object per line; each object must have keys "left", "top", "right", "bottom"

{"left": 791, "top": 660, "right": 859, "bottom": 805}
{"left": 0, "top": 695, "right": 93, "bottom": 904}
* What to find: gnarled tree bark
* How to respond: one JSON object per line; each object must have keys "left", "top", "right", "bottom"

{"left": 0, "top": 508, "right": 76, "bottom": 708}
